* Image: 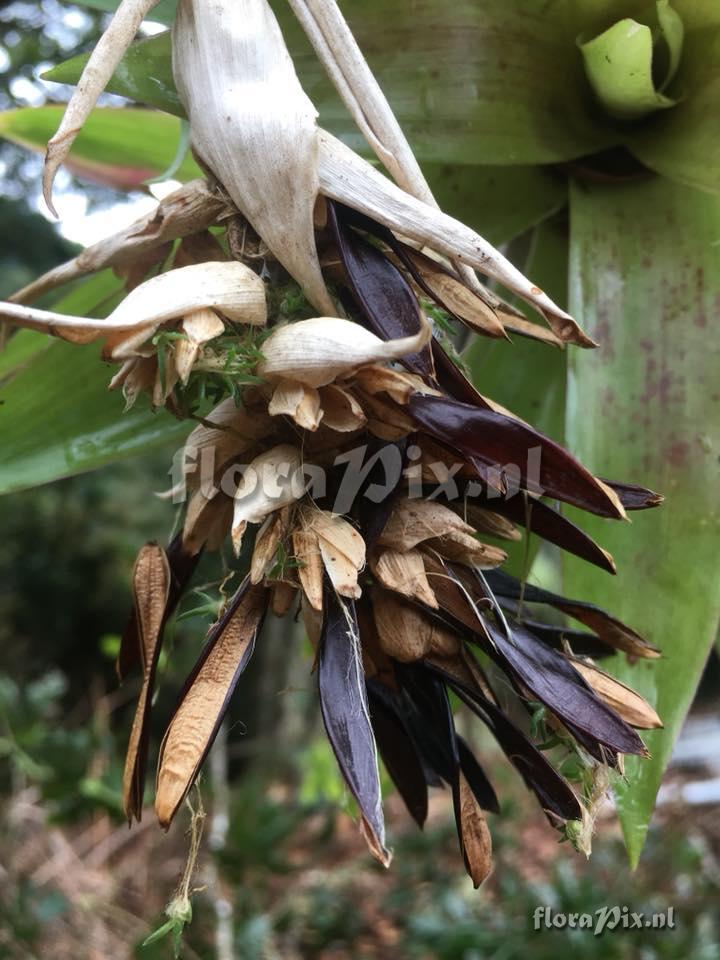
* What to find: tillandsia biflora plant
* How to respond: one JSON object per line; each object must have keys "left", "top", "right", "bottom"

{"left": 0, "top": 0, "right": 675, "bottom": 889}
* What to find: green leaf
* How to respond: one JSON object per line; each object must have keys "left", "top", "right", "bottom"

{"left": 142, "top": 918, "right": 180, "bottom": 948}
{"left": 425, "top": 165, "right": 567, "bottom": 248}
{"left": 568, "top": 0, "right": 720, "bottom": 34}
{"left": 0, "top": 271, "right": 190, "bottom": 494}
{"left": 76, "top": 0, "right": 177, "bottom": 24}
{"left": 49, "top": 1, "right": 615, "bottom": 165}
{"left": 466, "top": 216, "right": 569, "bottom": 437}
{"left": 662, "top": 0, "right": 720, "bottom": 30}
{"left": 281, "top": 0, "right": 614, "bottom": 163}
{"left": 81, "top": 0, "right": 720, "bottom": 32}
{"left": 579, "top": 17, "right": 678, "bottom": 120}
{"left": 564, "top": 177, "right": 720, "bottom": 865}
{"left": 43, "top": 33, "right": 183, "bottom": 117}
{"left": 0, "top": 330, "right": 50, "bottom": 382}
{"left": 0, "top": 106, "right": 201, "bottom": 192}
{"left": 0, "top": 340, "right": 189, "bottom": 493}
{"left": 1, "top": 271, "right": 125, "bottom": 384}
{"left": 49, "top": 267, "right": 128, "bottom": 315}
{"left": 656, "top": 0, "right": 685, "bottom": 89}
{"left": 146, "top": 119, "right": 190, "bottom": 184}
{"left": 627, "top": 28, "right": 720, "bottom": 195}
{"left": 467, "top": 216, "right": 569, "bottom": 577}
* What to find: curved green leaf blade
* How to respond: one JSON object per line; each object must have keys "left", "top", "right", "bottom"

{"left": 83, "top": 0, "right": 719, "bottom": 33}
{"left": 2, "top": 270, "right": 126, "bottom": 384}
{"left": 50, "top": 1, "right": 615, "bottom": 165}
{"left": 467, "top": 216, "right": 568, "bottom": 436}
{"left": 568, "top": 0, "right": 720, "bottom": 33}
{"left": 564, "top": 177, "right": 720, "bottom": 865}
{"left": 467, "top": 216, "right": 569, "bottom": 576}
{"left": 0, "top": 106, "right": 201, "bottom": 192}
{"left": 0, "top": 270, "right": 190, "bottom": 494}
{"left": 671, "top": 0, "right": 720, "bottom": 29}
{"left": 0, "top": 340, "right": 189, "bottom": 493}
{"left": 627, "top": 29, "right": 720, "bottom": 195}
{"left": 656, "top": 0, "right": 685, "bottom": 89}
{"left": 425, "top": 165, "right": 567, "bottom": 248}
{"left": 579, "top": 19, "right": 677, "bottom": 120}
{"left": 76, "top": 0, "right": 177, "bottom": 24}
{"left": 43, "top": 33, "right": 183, "bottom": 117}
{"left": 274, "top": 0, "right": 613, "bottom": 164}
{"left": 0, "top": 330, "right": 50, "bottom": 382}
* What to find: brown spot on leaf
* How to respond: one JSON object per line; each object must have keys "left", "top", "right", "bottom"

{"left": 665, "top": 441, "right": 690, "bottom": 468}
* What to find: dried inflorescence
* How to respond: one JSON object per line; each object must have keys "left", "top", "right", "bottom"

{"left": 0, "top": 0, "right": 664, "bottom": 885}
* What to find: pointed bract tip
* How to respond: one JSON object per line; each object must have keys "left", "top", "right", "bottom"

{"left": 595, "top": 478, "right": 628, "bottom": 521}
{"left": 360, "top": 817, "right": 392, "bottom": 868}
{"left": 42, "top": 153, "right": 60, "bottom": 220}
{"left": 601, "top": 548, "right": 617, "bottom": 574}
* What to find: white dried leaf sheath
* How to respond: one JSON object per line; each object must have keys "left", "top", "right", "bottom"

{"left": 287, "top": 0, "right": 483, "bottom": 298}
{"left": 232, "top": 444, "right": 307, "bottom": 552}
{"left": 172, "top": 0, "right": 336, "bottom": 315}
{"left": 317, "top": 132, "right": 592, "bottom": 345}
{"left": 12, "top": 180, "right": 228, "bottom": 307}
{"left": 0, "top": 261, "right": 266, "bottom": 355}
{"left": 286, "top": 0, "right": 434, "bottom": 206}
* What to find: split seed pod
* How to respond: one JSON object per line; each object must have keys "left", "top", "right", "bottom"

{"left": 250, "top": 509, "right": 290, "bottom": 584}
{"left": 271, "top": 580, "right": 299, "bottom": 617}
{"left": 301, "top": 508, "right": 366, "bottom": 599}
{"left": 268, "top": 380, "right": 323, "bottom": 431}
{"left": 378, "top": 498, "right": 507, "bottom": 568}
{"left": 372, "top": 588, "right": 460, "bottom": 662}
{"left": 318, "top": 384, "right": 367, "bottom": 432}
{"left": 175, "top": 308, "right": 226, "bottom": 384}
{"left": 122, "top": 542, "right": 171, "bottom": 822}
{"left": 370, "top": 548, "right": 438, "bottom": 609}
{"left": 571, "top": 660, "right": 663, "bottom": 729}
{"left": 353, "top": 364, "right": 438, "bottom": 405}
{"left": 155, "top": 580, "right": 268, "bottom": 828}
{"left": 398, "top": 246, "right": 507, "bottom": 340}
{"left": 293, "top": 528, "right": 324, "bottom": 612}
{"left": 109, "top": 356, "right": 157, "bottom": 410}
{"left": 182, "top": 487, "right": 233, "bottom": 556}
{"left": 456, "top": 772, "right": 493, "bottom": 888}
{"left": 231, "top": 445, "right": 307, "bottom": 553}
